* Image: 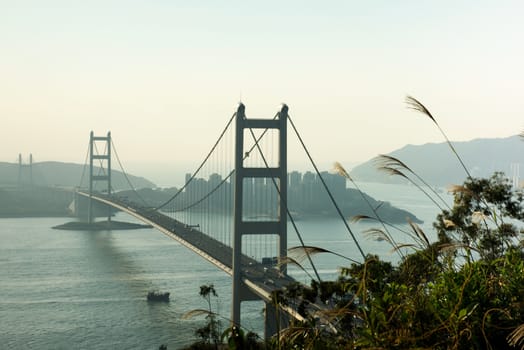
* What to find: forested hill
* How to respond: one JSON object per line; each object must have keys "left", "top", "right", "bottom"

{"left": 0, "top": 161, "right": 155, "bottom": 189}
{"left": 349, "top": 135, "right": 523, "bottom": 186}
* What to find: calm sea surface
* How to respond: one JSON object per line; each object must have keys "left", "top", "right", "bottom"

{"left": 0, "top": 183, "right": 450, "bottom": 349}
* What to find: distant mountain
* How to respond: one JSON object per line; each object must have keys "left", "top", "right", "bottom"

{"left": 0, "top": 161, "right": 156, "bottom": 189}
{"left": 350, "top": 135, "right": 523, "bottom": 186}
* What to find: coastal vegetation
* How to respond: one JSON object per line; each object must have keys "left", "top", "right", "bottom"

{"left": 272, "top": 171, "right": 524, "bottom": 349}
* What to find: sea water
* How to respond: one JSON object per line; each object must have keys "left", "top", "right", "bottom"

{"left": 0, "top": 183, "right": 450, "bottom": 349}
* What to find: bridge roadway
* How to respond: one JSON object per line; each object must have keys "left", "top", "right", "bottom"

{"left": 77, "top": 191, "right": 305, "bottom": 322}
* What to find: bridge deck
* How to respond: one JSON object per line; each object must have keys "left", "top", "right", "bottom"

{"left": 77, "top": 192, "right": 300, "bottom": 307}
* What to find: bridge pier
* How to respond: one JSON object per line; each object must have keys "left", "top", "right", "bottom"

{"left": 264, "top": 301, "right": 291, "bottom": 339}
{"left": 232, "top": 103, "right": 289, "bottom": 339}
{"left": 71, "top": 191, "right": 115, "bottom": 220}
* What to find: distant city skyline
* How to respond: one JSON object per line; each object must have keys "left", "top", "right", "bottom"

{"left": 2, "top": 1, "right": 523, "bottom": 182}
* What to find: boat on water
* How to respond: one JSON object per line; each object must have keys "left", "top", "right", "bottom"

{"left": 147, "top": 291, "right": 170, "bottom": 302}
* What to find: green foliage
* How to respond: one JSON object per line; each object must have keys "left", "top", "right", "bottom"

{"left": 195, "top": 284, "right": 222, "bottom": 348}
{"left": 221, "top": 326, "right": 264, "bottom": 350}
{"left": 184, "top": 285, "right": 266, "bottom": 350}
{"left": 272, "top": 172, "right": 524, "bottom": 350}
{"left": 434, "top": 173, "right": 524, "bottom": 262}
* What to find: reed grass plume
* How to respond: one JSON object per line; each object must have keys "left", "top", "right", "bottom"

{"left": 350, "top": 214, "right": 376, "bottom": 223}
{"left": 438, "top": 242, "right": 479, "bottom": 254}
{"left": 288, "top": 245, "right": 360, "bottom": 264}
{"left": 351, "top": 214, "right": 414, "bottom": 241}
{"left": 333, "top": 161, "right": 405, "bottom": 258}
{"left": 278, "top": 255, "right": 316, "bottom": 282}
{"left": 362, "top": 227, "right": 393, "bottom": 244}
{"left": 407, "top": 218, "right": 430, "bottom": 249}
{"left": 405, "top": 95, "right": 473, "bottom": 180}
{"left": 375, "top": 154, "right": 450, "bottom": 211}
{"left": 446, "top": 184, "right": 472, "bottom": 194}
{"left": 181, "top": 309, "right": 217, "bottom": 320}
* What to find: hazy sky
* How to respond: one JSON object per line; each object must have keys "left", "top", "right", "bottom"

{"left": 1, "top": 1, "right": 523, "bottom": 184}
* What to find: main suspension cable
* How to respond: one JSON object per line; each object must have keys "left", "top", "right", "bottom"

{"left": 78, "top": 141, "right": 90, "bottom": 189}
{"left": 288, "top": 114, "right": 366, "bottom": 261}
{"left": 171, "top": 169, "right": 234, "bottom": 212}
{"left": 155, "top": 111, "right": 237, "bottom": 210}
{"left": 111, "top": 139, "right": 150, "bottom": 207}
{"left": 246, "top": 125, "right": 323, "bottom": 283}
{"left": 165, "top": 114, "right": 279, "bottom": 213}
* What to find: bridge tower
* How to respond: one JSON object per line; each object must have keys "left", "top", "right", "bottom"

{"left": 88, "top": 131, "right": 112, "bottom": 223}
{"left": 17, "top": 153, "right": 33, "bottom": 187}
{"left": 232, "top": 103, "right": 288, "bottom": 337}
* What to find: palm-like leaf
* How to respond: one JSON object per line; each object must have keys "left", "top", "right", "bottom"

{"left": 350, "top": 214, "right": 376, "bottom": 223}
{"left": 288, "top": 246, "right": 331, "bottom": 263}
{"left": 182, "top": 309, "right": 216, "bottom": 320}
{"left": 439, "top": 242, "right": 478, "bottom": 254}
{"left": 363, "top": 228, "right": 393, "bottom": 245}
{"left": 278, "top": 256, "right": 316, "bottom": 281}
{"left": 288, "top": 245, "right": 360, "bottom": 264}
{"left": 390, "top": 243, "right": 418, "bottom": 253}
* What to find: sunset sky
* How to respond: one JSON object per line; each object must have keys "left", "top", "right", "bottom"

{"left": 1, "top": 1, "right": 523, "bottom": 184}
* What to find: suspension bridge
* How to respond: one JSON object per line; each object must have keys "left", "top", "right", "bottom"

{"left": 74, "top": 103, "right": 367, "bottom": 338}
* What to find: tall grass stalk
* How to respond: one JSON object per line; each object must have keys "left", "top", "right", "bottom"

{"left": 406, "top": 95, "right": 473, "bottom": 180}
{"left": 333, "top": 162, "right": 406, "bottom": 258}
{"left": 406, "top": 96, "right": 504, "bottom": 231}
{"left": 375, "top": 154, "right": 451, "bottom": 211}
